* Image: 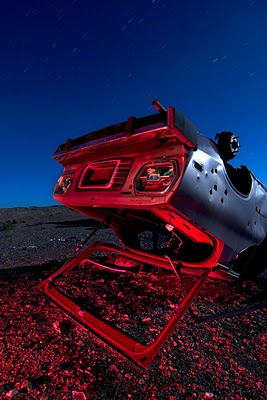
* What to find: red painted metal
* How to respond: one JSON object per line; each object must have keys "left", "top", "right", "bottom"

{"left": 38, "top": 241, "right": 223, "bottom": 369}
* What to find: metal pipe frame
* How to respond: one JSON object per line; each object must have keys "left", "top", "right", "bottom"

{"left": 37, "top": 242, "right": 219, "bottom": 369}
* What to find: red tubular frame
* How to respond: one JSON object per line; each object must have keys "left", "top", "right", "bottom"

{"left": 38, "top": 242, "right": 222, "bottom": 369}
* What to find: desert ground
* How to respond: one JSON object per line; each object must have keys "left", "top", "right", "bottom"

{"left": 0, "top": 206, "right": 266, "bottom": 400}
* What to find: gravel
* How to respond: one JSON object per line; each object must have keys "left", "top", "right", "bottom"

{"left": 0, "top": 206, "right": 118, "bottom": 270}
{"left": 0, "top": 206, "right": 266, "bottom": 400}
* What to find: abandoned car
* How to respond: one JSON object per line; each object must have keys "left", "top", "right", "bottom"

{"left": 38, "top": 100, "right": 267, "bottom": 368}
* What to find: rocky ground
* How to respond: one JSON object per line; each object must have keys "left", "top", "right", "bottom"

{"left": 0, "top": 206, "right": 266, "bottom": 400}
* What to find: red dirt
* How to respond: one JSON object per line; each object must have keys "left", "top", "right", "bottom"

{"left": 0, "top": 207, "right": 266, "bottom": 399}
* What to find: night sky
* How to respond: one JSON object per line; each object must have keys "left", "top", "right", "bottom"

{"left": 1, "top": 0, "right": 266, "bottom": 207}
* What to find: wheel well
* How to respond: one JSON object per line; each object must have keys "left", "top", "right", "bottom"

{"left": 239, "top": 237, "right": 267, "bottom": 278}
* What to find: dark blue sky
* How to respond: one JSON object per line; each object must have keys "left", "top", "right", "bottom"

{"left": 1, "top": 0, "right": 266, "bottom": 207}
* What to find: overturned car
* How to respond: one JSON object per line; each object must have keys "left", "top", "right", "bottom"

{"left": 38, "top": 100, "right": 267, "bottom": 368}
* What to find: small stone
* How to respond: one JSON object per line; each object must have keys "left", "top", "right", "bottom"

{"left": 204, "top": 393, "right": 214, "bottom": 399}
{"left": 21, "top": 379, "right": 32, "bottom": 390}
{"left": 53, "top": 321, "right": 61, "bottom": 333}
{"left": 72, "top": 391, "right": 87, "bottom": 400}
{"left": 6, "top": 389, "right": 19, "bottom": 398}
{"left": 108, "top": 364, "right": 119, "bottom": 373}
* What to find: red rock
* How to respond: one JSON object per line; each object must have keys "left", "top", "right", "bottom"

{"left": 204, "top": 393, "right": 214, "bottom": 399}
{"left": 72, "top": 391, "right": 87, "bottom": 400}
{"left": 6, "top": 389, "right": 19, "bottom": 398}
